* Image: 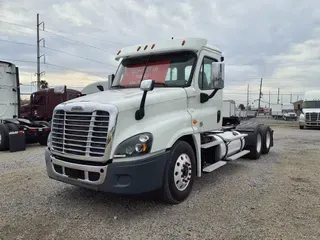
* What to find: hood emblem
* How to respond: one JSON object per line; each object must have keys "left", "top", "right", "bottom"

{"left": 71, "top": 106, "right": 84, "bottom": 111}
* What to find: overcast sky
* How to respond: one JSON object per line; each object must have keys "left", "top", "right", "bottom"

{"left": 1, "top": 0, "right": 320, "bottom": 106}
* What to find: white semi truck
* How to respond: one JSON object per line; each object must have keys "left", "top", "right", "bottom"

{"left": 299, "top": 90, "right": 320, "bottom": 129}
{"left": 45, "top": 38, "right": 274, "bottom": 204}
{"left": 0, "top": 61, "right": 51, "bottom": 151}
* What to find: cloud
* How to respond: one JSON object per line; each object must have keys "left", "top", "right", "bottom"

{"left": 0, "top": 0, "right": 320, "bottom": 107}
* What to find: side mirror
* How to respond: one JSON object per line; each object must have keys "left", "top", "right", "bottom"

{"left": 211, "top": 62, "right": 225, "bottom": 89}
{"left": 140, "top": 79, "right": 155, "bottom": 91}
{"left": 54, "top": 85, "right": 66, "bottom": 94}
{"left": 135, "top": 80, "right": 155, "bottom": 120}
{"left": 108, "top": 74, "right": 115, "bottom": 89}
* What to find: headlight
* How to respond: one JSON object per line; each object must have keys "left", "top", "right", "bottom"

{"left": 114, "top": 133, "right": 153, "bottom": 158}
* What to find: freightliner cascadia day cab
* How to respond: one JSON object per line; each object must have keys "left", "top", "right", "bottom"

{"left": 299, "top": 90, "right": 320, "bottom": 129}
{"left": 45, "top": 38, "right": 274, "bottom": 204}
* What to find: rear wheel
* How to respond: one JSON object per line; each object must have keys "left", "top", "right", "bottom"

{"left": 243, "top": 126, "right": 263, "bottom": 160}
{"left": 260, "top": 125, "right": 272, "bottom": 154}
{"left": 0, "top": 124, "right": 10, "bottom": 151}
{"left": 162, "top": 140, "right": 196, "bottom": 204}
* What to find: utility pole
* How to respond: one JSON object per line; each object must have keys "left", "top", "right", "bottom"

{"left": 258, "top": 78, "right": 263, "bottom": 113}
{"left": 290, "top": 93, "right": 292, "bottom": 103}
{"left": 36, "top": 13, "right": 45, "bottom": 91}
{"left": 268, "top": 91, "right": 270, "bottom": 109}
{"left": 277, "top": 88, "right": 280, "bottom": 104}
{"left": 247, "top": 84, "right": 249, "bottom": 109}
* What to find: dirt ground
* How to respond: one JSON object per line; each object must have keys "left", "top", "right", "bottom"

{"left": 1, "top": 125, "right": 320, "bottom": 240}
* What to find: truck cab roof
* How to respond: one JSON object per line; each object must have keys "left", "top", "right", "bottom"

{"left": 115, "top": 38, "right": 222, "bottom": 61}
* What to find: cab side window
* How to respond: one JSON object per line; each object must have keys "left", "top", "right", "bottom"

{"left": 198, "top": 57, "right": 217, "bottom": 90}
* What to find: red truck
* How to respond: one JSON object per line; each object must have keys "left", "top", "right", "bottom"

{"left": 20, "top": 87, "right": 82, "bottom": 121}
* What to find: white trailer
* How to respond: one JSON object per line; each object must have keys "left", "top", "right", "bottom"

{"left": 81, "top": 80, "right": 110, "bottom": 95}
{"left": 0, "top": 61, "right": 51, "bottom": 151}
{"left": 271, "top": 104, "right": 282, "bottom": 119}
{"left": 45, "top": 38, "right": 274, "bottom": 204}
{"left": 222, "top": 100, "right": 236, "bottom": 117}
{"left": 299, "top": 90, "right": 320, "bottom": 129}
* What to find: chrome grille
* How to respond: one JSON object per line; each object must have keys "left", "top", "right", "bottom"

{"left": 305, "top": 112, "right": 319, "bottom": 122}
{"left": 51, "top": 110, "right": 109, "bottom": 157}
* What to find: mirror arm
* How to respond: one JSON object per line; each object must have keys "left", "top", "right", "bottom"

{"left": 135, "top": 91, "right": 148, "bottom": 120}
{"left": 200, "top": 89, "right": 219, "bottom": 103}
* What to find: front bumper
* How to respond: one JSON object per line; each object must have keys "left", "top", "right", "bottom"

{"left": 304, "top": 121, "right": 320, "bottom": 126}
{"left": 45, "top": 148, "right": 169, "bottom": 194}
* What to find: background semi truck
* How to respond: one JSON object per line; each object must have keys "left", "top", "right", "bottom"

{"left": 0, "top": 61, "right": 75, "bottom": 151}
{"left": 299, "top": 90, "right": 320, "bottom": 129}
{"left": 20, "top": 87, "right": 82, "bottom": 122}
{"left": 45, "top": 38, "right": 274, "bottom": 204}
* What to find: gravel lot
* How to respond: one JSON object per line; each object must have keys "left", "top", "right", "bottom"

{"left": 1, "top": 124, "right": 320, "bottom": 240}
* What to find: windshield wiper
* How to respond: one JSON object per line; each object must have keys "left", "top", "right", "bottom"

{"left": 112, "top": 85, "right": 127, "bottom": 88}
{"left": 154, "top": 82, "right": 169, "bottom": 87}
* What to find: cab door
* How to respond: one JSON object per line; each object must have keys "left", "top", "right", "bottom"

{"left": 185, "top": 49, "right": 224, "bottom": 133}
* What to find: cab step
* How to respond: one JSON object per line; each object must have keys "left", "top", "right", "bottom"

{"left": 202, "top": 161, "right": 226, "bottom": 173}
{"left": 226, "top": 150, "right": 250, "bottom": 161}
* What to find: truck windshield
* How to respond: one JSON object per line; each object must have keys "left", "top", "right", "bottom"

{"left": 302, "top": 101, "right": 320, "bottom": 108}
{"left": 112, "top": 51, "right": 196, "bottom": 88}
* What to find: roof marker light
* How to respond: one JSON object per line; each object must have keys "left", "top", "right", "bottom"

{"left": 151, "top": 44, "right": 155, "bottom": 49}
{"left": 144, "top": 45, "right": 148, "bottom": 50}
{"left": 137, "top": 46, "right": 141, "bottom": 51}
{"left": 117, "top": 50, "right": 121, "bottom": 55}
{"left": 182, "top": 40, "right": 186, "bottom": 46}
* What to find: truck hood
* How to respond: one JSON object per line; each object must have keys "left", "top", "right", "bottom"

{"left": 302, "top": 108, "right": 320, "bottom": 114}
{"left": 64, "top": 88, "right": 187, "bottom": 112}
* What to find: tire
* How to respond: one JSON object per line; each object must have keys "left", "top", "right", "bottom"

{"left": 162, "top": 140, "right": 196, "bottom": 204}
{"left": 0, "top": 124, "right": 10, "bottom": 151}
{"left": 299, "top": 125, "right": 304, "bottom": 129}
{"left": 237, "top": 123, "right": 263, "bottom": 160}
{"left": 260, "top": 125, "right": 272, "bottom": 154}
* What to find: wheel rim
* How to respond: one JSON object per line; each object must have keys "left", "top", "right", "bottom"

{"left": 174, "top": 153, "right": 192, "bottom": 191}
{"left": 256, "top": 133, "right": 262, "bottom": 153}
{"left": 266, "top": 131, "right": 271, "bottom": 149}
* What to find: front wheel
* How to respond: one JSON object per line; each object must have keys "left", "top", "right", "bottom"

{"left": 162, "top": 141, "right": 196, "bottom": 204}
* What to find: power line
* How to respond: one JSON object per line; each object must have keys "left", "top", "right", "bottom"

{"left": 44, "top": 46, "right": 115, "bottom": 66}
{"left": 0, "top": 58, "right": 110, "bottom": 77}
{"left": 0, "top": 20, "right": 35, "bottom": 30}
{"left": 45, "top": 63, "right": 106, "bottom": 77}
{"left": 0, "top": 19, "right": 126, "bottom": 47}
{"left": 43, "top": 29, "right": 114, "bottom": 53}
{"left": 0, "top": 38, "right": 35, "bottom": 47}
{"left": 0, "top": 38, "right": 117, "bottom": 66}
